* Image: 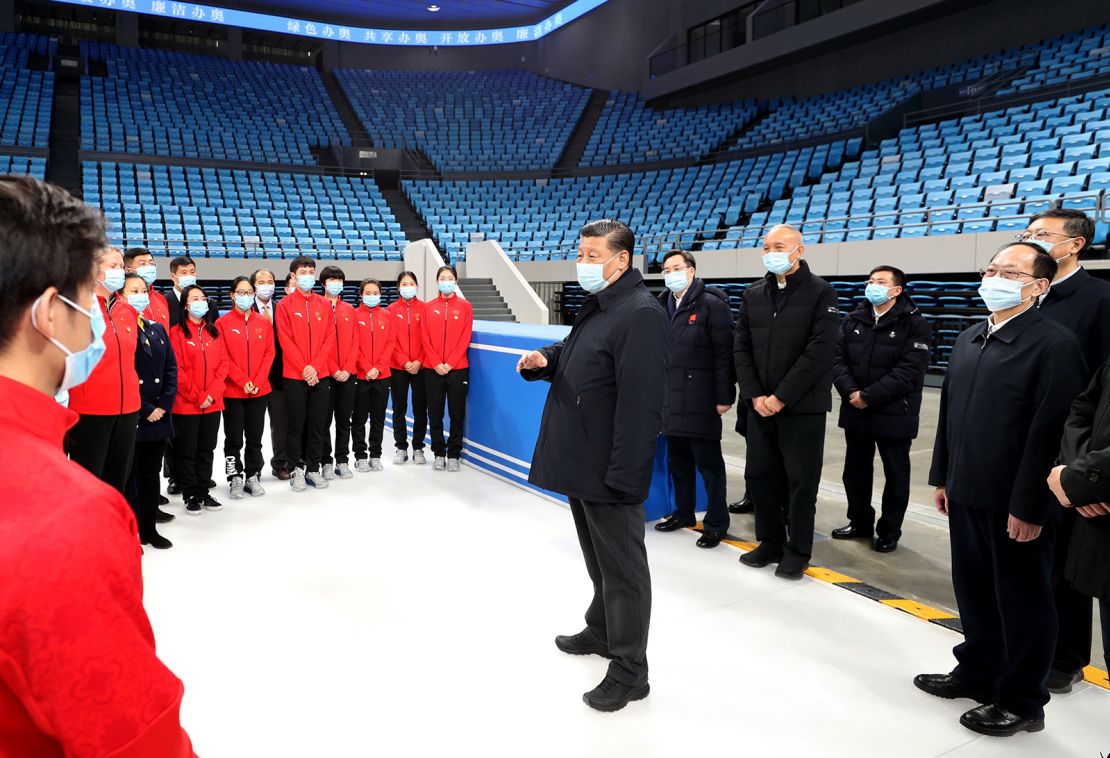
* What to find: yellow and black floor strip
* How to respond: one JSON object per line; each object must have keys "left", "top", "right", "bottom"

{"left": 690, "top": 523, "right": 1110, "bottom": 692}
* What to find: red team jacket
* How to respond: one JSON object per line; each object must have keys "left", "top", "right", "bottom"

{"left": 276, "top": 290, "right": 336, "bottom": 381}
{"left": 326, "top": 299, "right": 360, "bottom": 377}
{"left": 0, "top": 376, "right": 194, "bottom": 758}
{"left": 169, "top": 323, "right": 229, "bottom": 415}
{"left": 217, "top": 309, "right": 275, "bottom": 399}
{"left": 68, "top": 295, "right": 142, "bottom": 416}
{"left": 354, "top": 303, "right": 396, "bottom": 380}
{"left": 143, "top": 289, "right": 171, "bottom": 331}
{"left": 387, "top": 297, "right": 425, "bottom": 370}
{"left": 422, "top": 294, "right": 474, "bottom": 370}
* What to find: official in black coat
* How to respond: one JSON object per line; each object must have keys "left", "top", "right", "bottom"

{"left": 1024, "top": 209, "right": 1110, "bottom": 692}
{"left": 734, "top": 225, "right": 839, "bottom": 579}
{"left": 916, "top": 243, "right": 1088, "bottom": 737}
{"left": 252, "top": 268, "right": 290, "bottom": 480}
{"left": 122, "top": 274, "right": 178, "bottom": 550}
{"left": 653, "top": 251, "right": 736, "bottom": 547}
{"left": 1049, "top": 357, "right": 1110, "bottom": 673}
{"left": 831, "top": 266, "right": 931, "bottom": 552}
{"left": 517, "top": 219, "right": 669, "bottom": 713}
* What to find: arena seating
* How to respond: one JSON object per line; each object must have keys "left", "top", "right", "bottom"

{"left": 80, "top": 42, "right": 349, "bottom": 164}
{"left": 83, "top": 161, "right": 408, "bottom": 260}
{"left": 0, "top": 32, "right": 55, "bottom": 148}
{"left": 580, "top": 90, "right": 758, "bottom": 166}
{"left": 0, "top": 154, "right": 46, "bottom": 179}
{"left": 335, "top": 68, "right": 590, "bottom": 172}
{"left": 997, "top": 23, "right": 1110, "bottom": 94}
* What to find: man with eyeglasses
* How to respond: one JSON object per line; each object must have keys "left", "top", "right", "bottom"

{"left": 916, "top": 242, "right": 1087, "bottom": 737}
{"left": 1021, "top": 209, "right": 1110, "bottom": 694}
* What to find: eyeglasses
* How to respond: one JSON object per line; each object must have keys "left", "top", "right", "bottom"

{"left": 978, "top": 267, "right": 1035, "bottom": 280}
{"left": 866, "top": 280, "right": 895, "bottom": 286}
{"left": 661, "top": 265, "right": 688, "bottom": 274}
{"left": 1015, "top": 230, "right": 1069, "bottom": 242}
{"left": 233, "top": 290, "right": 254, "bottom": 297}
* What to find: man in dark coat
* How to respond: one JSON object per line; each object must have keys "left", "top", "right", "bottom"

{"left": 916, "top": 243, "right": 1088, "bottom": 737}
{"left": 1024, "top": 209, "right": 1110, "bottom": 693}
{"left": 734, "top": 224, "right": 839, "bottom": 579}
{"left": 831, "top": 265, "right": 931, "bottom": 553}
{"left": 517, "top": 219, "right": 669, "bottom": 713}
{"left": 1048, "top": 357, "right": 1110, "bottom": 674}
{"left": 654, "top": 250, "right": 736, "bottom": 548}
{"left": 251, "top": 268, "right": 290, "bottom": 481}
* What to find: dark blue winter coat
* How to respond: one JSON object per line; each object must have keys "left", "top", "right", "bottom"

{"left": 134, "top": 319, "right": 178, "bottom": 442}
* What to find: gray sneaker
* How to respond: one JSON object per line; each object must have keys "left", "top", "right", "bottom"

{"left": 447, "top": 458, "right": 461, "bottom": 472}
{"left": 322, "top": 463, "right": 336, "bottom": 480}
{"left": 370, "top": 458, "right": 383, "bottom": 471}
{"left": 229, "top": 475, "right": 246, "bottom": 499}
{"left": 393, "top": 449, "right": 408, "bottom": 465}
{"left": 412, "top": 449, "right": 427, "bottom": 465}
{"left": 433, "top": 456, "right": 447, "bottom": 471}
{"left": 355, "top": 458, "right": 371, "bottom": 473}
{"left": 306, "top": 469, "right": 329, "bottom": 489}
{"left": 336, "top": 462, "right": 354, "bottom": 479}
{"left": 291, "top": 467, "right": 308, "bottom": 492}
{"left": 244, "top": 475, "right": 265, "bottom": 497}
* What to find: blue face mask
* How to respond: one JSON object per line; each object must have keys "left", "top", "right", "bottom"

{"left": 297, "top": 274, "right": 316, "bottom": 292}
{"left": 188, "top": 300, "right": 210, "bottom": 319}
{"left": 664, "top": 271, "right": 689, "bottom": 294}
{"left": 176, "top": 274, "right": 196, "bottom": 290}
{"left": 234, "top": 294, "right": 255, "bottom": 311}
{"left": 101, "top": 268, "right": 126, "bottom": 293}
{"left": 32, "top": 293, "right": 107, "bottom": 394}
{"left": 865, "top": 283, "right": 893, "bottom": 306}
{"left": 576, "top": 255, "right": 618, "bottom": 294}
{"left": 438, "top": 280, "right": 457, "bottom": 296}
{"left": 135, "top": 265, "right": 157, "bottom": 286}
{"left": 762, "top": 247, "right": 798, "bottom": 276}
{"left": 326, "top": 281, "right": 344, "bottom": 297}
{"left": 1028, "top": 236, "right": 1076, "bottom": 262}
{"left": 362, "top": 294, "right": 381, "bottom": 308}
{"left": 126, "top": 293, "right": 150, "bottom": 313}
{"left": 978, "top": 276, "right": 1030, "bottom": 312}
{"left": 399, "top": 285, "right": 418, "bottom": 301}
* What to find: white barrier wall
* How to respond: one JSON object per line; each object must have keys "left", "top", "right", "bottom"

{"left": 404, "top": 238, "right": 466, "bottom": 301}
{"left": 465, "top": 240, "right": 550, "bottom": 324}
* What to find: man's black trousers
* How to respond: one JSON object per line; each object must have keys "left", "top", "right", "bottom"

{"left": 425, "top": 368, "right": 468, "bottom": 459}
{"left": 268, "top": 387, "right": 288, "bottom": 472}
{"left": 1050, "top": 507, "right": 1093, "bottom": 677}
{"left": 283, "top": 378, "right": 332, "bottom": 474}
{"left": 841, "top": 430, "right": 912, "bottom": 542}
{"left": 665, "top": 435, "right": 729, "bottom": 534}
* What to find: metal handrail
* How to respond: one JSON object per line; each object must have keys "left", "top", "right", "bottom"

{"left": 105, "top": 235, "right": 407, "bottom": 259}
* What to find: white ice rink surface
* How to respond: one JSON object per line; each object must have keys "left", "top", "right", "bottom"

{"left": 141, "top": 459, "right": 1110, "bottom": 757}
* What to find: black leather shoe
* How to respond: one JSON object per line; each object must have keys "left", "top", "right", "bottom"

{"left": 555, "top": 631, "right": 611, "bottom": 659}
{"left": 155, "top": 508, "right": 175, "bottom": 524}
{"left": 775, "top": 554, "right": 808, "bottom": 580}
{"left": 206, "top": 479, "right": 217, "bottom": 489}
{"left": 166, "top": 479, "right": 181, "bottom": 496}
{"left": 654, "top": 516, "right": 695, "bottom": 532}
{"left": 1046, "top": 668, "right": 1084, "bottom": 694}
{"left": 728, "top": 495, "right": 754, "bottom": 514}
{"left": 959, "top": 704, "right": 1044, "bottom": 736}
{"left": 696, "top": 531, "right": 724, "bottom": 548}
{"left": 158, "top": 494, "right": 169, "bottom": 506}
{"left": 739, "top": 542, "right": 783, "bottom": 568}
{"left": 273, "top": 467, "right": 292, "bottom": 481}
{"left": 913, "top": 673, "right": 990, "bottom": 703}
{"left": 141, "top": 531, "right": 173, "bottom": 550}
{"left": 582, "top": 676, "right": 650, "bottom": 712}
{"left": 831, "top": 524, "right": 873, "bottom": 540}
{"left": 873, "top": 536, "right": 899, "bottom": 553}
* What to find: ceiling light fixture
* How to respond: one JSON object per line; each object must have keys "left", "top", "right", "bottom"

{"left": 427, "top": 4, "right": 441, "bottom": 11}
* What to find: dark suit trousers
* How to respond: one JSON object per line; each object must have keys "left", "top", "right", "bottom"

{"left": 67, "top": 412, "right": 139, "bottom": 495}
{"left": 268, "top": 387, "right": 288, "bottom": 471}
{"left": 666, "top": 435, "right": 729, "bottom": 533}
{"left": 1050, "top": 507, "right": 1093, "bottom": 675}
{"left": 744, "top": 410, "right": 825, "bottom": 561}
{"left": 569, "top": 497, "right": 652, "bottom": 687}
{"left": 949, "top": 501, "right": 1057, "bottom": 720}
{"left": 841, "top": 430, "right": 912, "bottom": 542}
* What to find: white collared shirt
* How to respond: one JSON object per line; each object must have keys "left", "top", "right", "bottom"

{"left": 987, "top": 306, "right": 1031, "bottom": 336}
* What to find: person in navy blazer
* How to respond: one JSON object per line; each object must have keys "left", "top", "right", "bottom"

{"left": 123, "top": 273, "right": 179, "bottom": 550}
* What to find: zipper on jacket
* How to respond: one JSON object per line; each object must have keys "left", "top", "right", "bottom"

{"left": 245, "top": 312, "right": 252, "bottom": 388}
{"left": 305, "top": 295, "right": 313, "bottom": 373}
{"left": 107, "top": 299, "right": 124, "bottom": 414}
{"left": 370, "top": 307, "right": 377, "bottom": 378}
{"left": 442, "top": 297, "right": 449, "bottom": 368}
{"left": 576, "top": 394, "right": 589, "bottom": 446}
{"left": 201, "top": 330, "right": 209, "bottom": 414}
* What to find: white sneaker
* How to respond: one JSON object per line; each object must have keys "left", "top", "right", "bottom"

{"left": 291, "top": 467, "right": 307, "bottom": 492}
{"left": 370, "top": 458, "right": 383, "bottom": 471}
{"left": 229, "top": 475, "right": 245, "bottom": 499}
{"left": 355, "top": 458, "right": 371, "bottom": 473}
{"left": 306, "top": 470, "right": 329, "bottom": 489}
{"left": 336, "top": 462, "right": 353, "bottom": 479}
{"left": 244, "top": 475, "right": 265, "bottom": 497}
{"left": 413, "top": 450, "right": 427, "bottom": 465}
{"left": 447, "top": 458, "right": 461, "bottom": 472}
{"left": 322, "top": 463, "right": 336, "bottom": 480}
{"left": 393, "top": 449, "right": 408, "bottom": 465}
{"left": 433, "top": 456, "right": 447, "bottom": 471}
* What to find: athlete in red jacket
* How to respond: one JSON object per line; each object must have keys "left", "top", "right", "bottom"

{"left": 320, "top": 265, "right": 360, "bottom": 480}
{"left": 124, "top": 247, "right": 170, "bottom": 329}
{"left": 387, "top": 271, "right": 429, "bottom": 464}
{"left": 0, "top": 175, "right": 193, "bottom": 757}
{"left": 66, "top": 246, "right": 142, "bottom": 494}
{"left": 352, "top": 278, "right": 397, "bottom": 471}
{"left": 422, "top": 265, "right": 474, "bottom": 471}
{"left": 275, "top": 256, "right": 336, "bottom": 490}
{"left": 170, "top": 285, "right": 229, "bottom": 515}
{"left": 218, "top": 276, "right": 275, "bottom": 500}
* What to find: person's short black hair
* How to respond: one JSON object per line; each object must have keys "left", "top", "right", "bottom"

{"left": 397, "top": 270, "right": 418, "bottom": 287}
{"left": 169, "top": 255, "right": 195, "bottom": 273}
{"left": 178, "top": 284, "right": 219, "bottom": 338}
{"left": 288, "top": 255, "right": 316, "bottom": 274}
{"left": 249, "top": 268, "right": 275, "bottom": 288}
{"left": 359, "top": 277, "right": 381, "bottom": 295}
{"left": 580, "top": 218, "right": 635, "bottom": 257}
{"left": 0, "top": 176, "right": 106, "bottom": 354}
{"left": 662, "top": 249, "right": 696, "bottom": 268}
{"left": 229, "top": 275, "right": 253, "bottom": 294}
{"left": 124, "top": 247, "right": 153, "bottom": 267}
{"left": 1029, "top": 209, "right": 1095, "bottom": 251}
{"left": 319, "top": 265, "right": 345, "bottom": 285}
{"left": 123, "top": 272, "right": 147, "bottom": 290}
{"left": 992, "top": 242, "right": 1058, "bottom": 282}
{"left": 436, "top": 265, "right": 457, "bottom": 280}
{"left": 869, "top": 265, "right": 906, "bottom": 289}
